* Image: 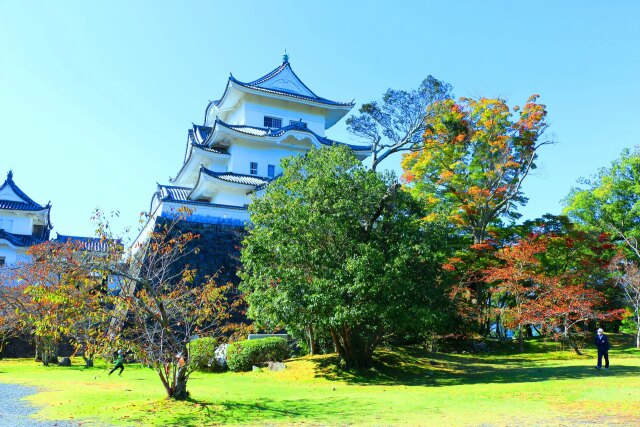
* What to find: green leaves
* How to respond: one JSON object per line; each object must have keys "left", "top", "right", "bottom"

{"left": 241, "top": 146, "right": 452, "bottom": 367}
{"left": 564, "top": 147, "right": 640, "bottom": 258}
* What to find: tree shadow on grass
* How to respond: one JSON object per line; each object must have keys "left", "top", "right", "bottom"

{"left": 164, "top": 397, "right": 360, "bottom": 427}
{"left": 311, "top": 347, "right": 640, "bottom": 388}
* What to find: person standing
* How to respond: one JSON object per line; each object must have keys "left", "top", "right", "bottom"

{"left": 109, "top": 350, "right": 125, "bottom": 376}
{"left": 594, "top": 328, "right": 610, "bottom": 370}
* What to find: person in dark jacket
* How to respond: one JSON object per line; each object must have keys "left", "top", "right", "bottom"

{"left": 594, "top": 328, "right": 610, "bottom": 370}
{"left": 109, "top": 350, "right": 125, "bottom": 376}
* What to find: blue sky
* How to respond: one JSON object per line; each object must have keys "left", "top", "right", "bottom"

{"left": 1, "top": 1, "right": 639, "bottom": 241}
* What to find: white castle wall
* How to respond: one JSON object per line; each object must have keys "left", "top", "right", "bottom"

{"left": 0, "top": 245, "right": 29, "bottom": 266}
{"left": 0, "top": 212, "right": 33, "bottom": 235}
{"left": 242, "top": 97, "right": 326, "bottom": 135}
{"left": 228, "top": 139, "right": 308, "bottom": 176}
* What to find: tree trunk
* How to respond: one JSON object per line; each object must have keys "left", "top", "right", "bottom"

{"left": 157, "top": 350, "right": 191, "bottom": 401}
{"left": 636, "top": 312, "right": 639, "bottom": 349}
{"left": 495, "top": 314, "right": 502, "bottom": 338}
{"left": 330, "top": 326, "right": 375, "bottom": 370}
{"left": 41, "top": 345, "right": 50, "bottom": 366}
{"left": 563, "top": 323, "right": 582, "bottom": 355}
{"left": 567, "top": 339, "right": 582, "bottom": 355}
{"left": 483, "top": 294, "right": 492, "bottom": 337}
{"left": 171, "top": 363, "right": 189, "bottom": 400}
{"left": 306, "top": 324, "right": 319, "bottom": 356}
{"left": 83, "top": 355, "right": 94, "bottom": 368}
{"left": 518, "top": 325, "right": 524, "bottom": 352}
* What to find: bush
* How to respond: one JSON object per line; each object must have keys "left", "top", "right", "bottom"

{"left": 189, "top": 337, "right": 220, "bottom": 372}
{"left": 226, "top": 337, "right": 289, "bottom": 372}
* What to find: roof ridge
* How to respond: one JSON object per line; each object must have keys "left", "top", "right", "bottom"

{"left": 0, "top": 171, "right": 45, "bottom": 209}
{"left": 246, "top": 62, "right": 289, "bottom": 86}
{"left": 226, "top": 62, "right": 353, "bottom": 107}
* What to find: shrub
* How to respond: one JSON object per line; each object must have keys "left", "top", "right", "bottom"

{"left": 189, "top": 337, "right": 220, "bottom": 372}
{"left": 226, "top": 337, "right": 289, "bottom": 372}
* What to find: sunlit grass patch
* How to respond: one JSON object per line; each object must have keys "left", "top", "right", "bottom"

{"left": 0, "top": 335, "right": 639, "bottom": 426}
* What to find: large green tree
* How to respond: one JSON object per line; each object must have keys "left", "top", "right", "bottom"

{"left": 564, "top": 147, "right": 640, "bottom": 347}
{"left": 564, "top": 147, "right": 640, "bottom": 258}
{"left": 240, "top": 146, "right": 451, "bottom": 369}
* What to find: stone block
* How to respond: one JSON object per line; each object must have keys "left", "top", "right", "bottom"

{"left": 267, "top": 361, "right": 286, "bottom": 372}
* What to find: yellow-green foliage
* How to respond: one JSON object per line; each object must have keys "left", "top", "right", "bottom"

{"left": 188, "top": 337, "right": 219, "bottom": 372}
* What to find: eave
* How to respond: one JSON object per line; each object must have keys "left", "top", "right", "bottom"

{"left": 214, "top": 81, "right": 353, "bottom": 129}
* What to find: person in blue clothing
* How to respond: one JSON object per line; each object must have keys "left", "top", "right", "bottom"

{"left": 594, "top": 328, "right": 610, "bottom": 370}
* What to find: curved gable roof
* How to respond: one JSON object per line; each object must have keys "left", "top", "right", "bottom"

{"left": 199, "top": 167, "right": 269, "bottom": 187}
{"left": 0, "top": 171, "right": 49, "bottom": 211}
{"left": 0, "top": 229, "right": 44, "bottom": 247}
{"left": 219, "top": 60, "right": 355, "bottom": 109}
{"left": 54, "top": 233, "right": 120, "bottom": 252}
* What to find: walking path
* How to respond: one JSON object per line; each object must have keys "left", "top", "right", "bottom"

{"left": 0, "top": 383, "right": 81, "bottom": 427}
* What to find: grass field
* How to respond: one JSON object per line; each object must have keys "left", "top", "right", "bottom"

{"left": 0, "top": 335, "right": 639, "bottom": 426}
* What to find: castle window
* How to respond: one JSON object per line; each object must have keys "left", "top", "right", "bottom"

{"left": 250, "top": 162, "right": 258, "bottom": 175}
{"left": 264, "top": 116, "right": 282, "bottom": 128}
{"left": 0, "top": 257, "right": 5, "bottom": 267}
{"left": 268, "top": 164, "right": 275, "bottom": 179}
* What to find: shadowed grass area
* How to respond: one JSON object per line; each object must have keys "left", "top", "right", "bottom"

{"left": 0, "top": 334, "right": 638, "bottom": 426}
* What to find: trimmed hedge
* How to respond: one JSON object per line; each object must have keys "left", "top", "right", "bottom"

{"left": 189, "top": 337, "right": 219, "bottom": 372}
{"left": 226, "top": 337, "right": 289, "bottom": 372}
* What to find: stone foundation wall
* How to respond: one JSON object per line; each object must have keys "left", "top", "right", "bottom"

{"left": 165, "top": 219, "right": 247, "bottom": 288}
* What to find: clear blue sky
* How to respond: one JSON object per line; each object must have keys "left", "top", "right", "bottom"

{"left": 1, "top": 1, "right": 639, "bottom": 241}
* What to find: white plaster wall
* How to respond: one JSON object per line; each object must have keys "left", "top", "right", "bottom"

{"left": 200, "top": 156, "right": 229, "bottom": 173}
{"left": 210, "top": 187, "right": 250, "bottom": 207}
{"left": 0, "top": 245, "right": 29, "bottom": 267}
{"left": 228, "top": 140, "right": 308, "bottom": 176}
{"left": 243, "top": 98, "right": 326, "bottom": 135}
{"left": 190, "top": 180, "right": 251, "bottom": 207}
{"left": 0, "top": 186, "right": 23, "bottom": 202}
{"left": 0, "top": 212, "right": 33, "bottom": 235}
{"left": 173, "top": 151, "right": 230, "bottom": 188}
{"left": 223, "top": 99, "right": 245, "bottom": 125}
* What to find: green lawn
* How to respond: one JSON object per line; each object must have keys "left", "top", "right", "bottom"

{"left": 1, "top": 336, "right": 639, "bottom": 426}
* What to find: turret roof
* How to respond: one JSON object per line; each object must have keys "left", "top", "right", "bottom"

{"left": 54, "top": 233, "right": 118, "bottom": 252}
{"left": 0, "top": 171, "right": 50, "bottom": 212}
{"left": 153, "top": 184, "right": 249, "bottom": 211}
{"left": 0, "top": 229, "right": 44, "bottom": 247}
{"left": 214, "top": 60, "right": 355, "bottom": 109}
{"left": 183, "top": 124, "right": 229, "bottom": 163}
{"left": 199, "top": 166, "right": 270, "bottom": 187}
{"left": 212, "top": 119, "right": 371, "bottom": 151}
